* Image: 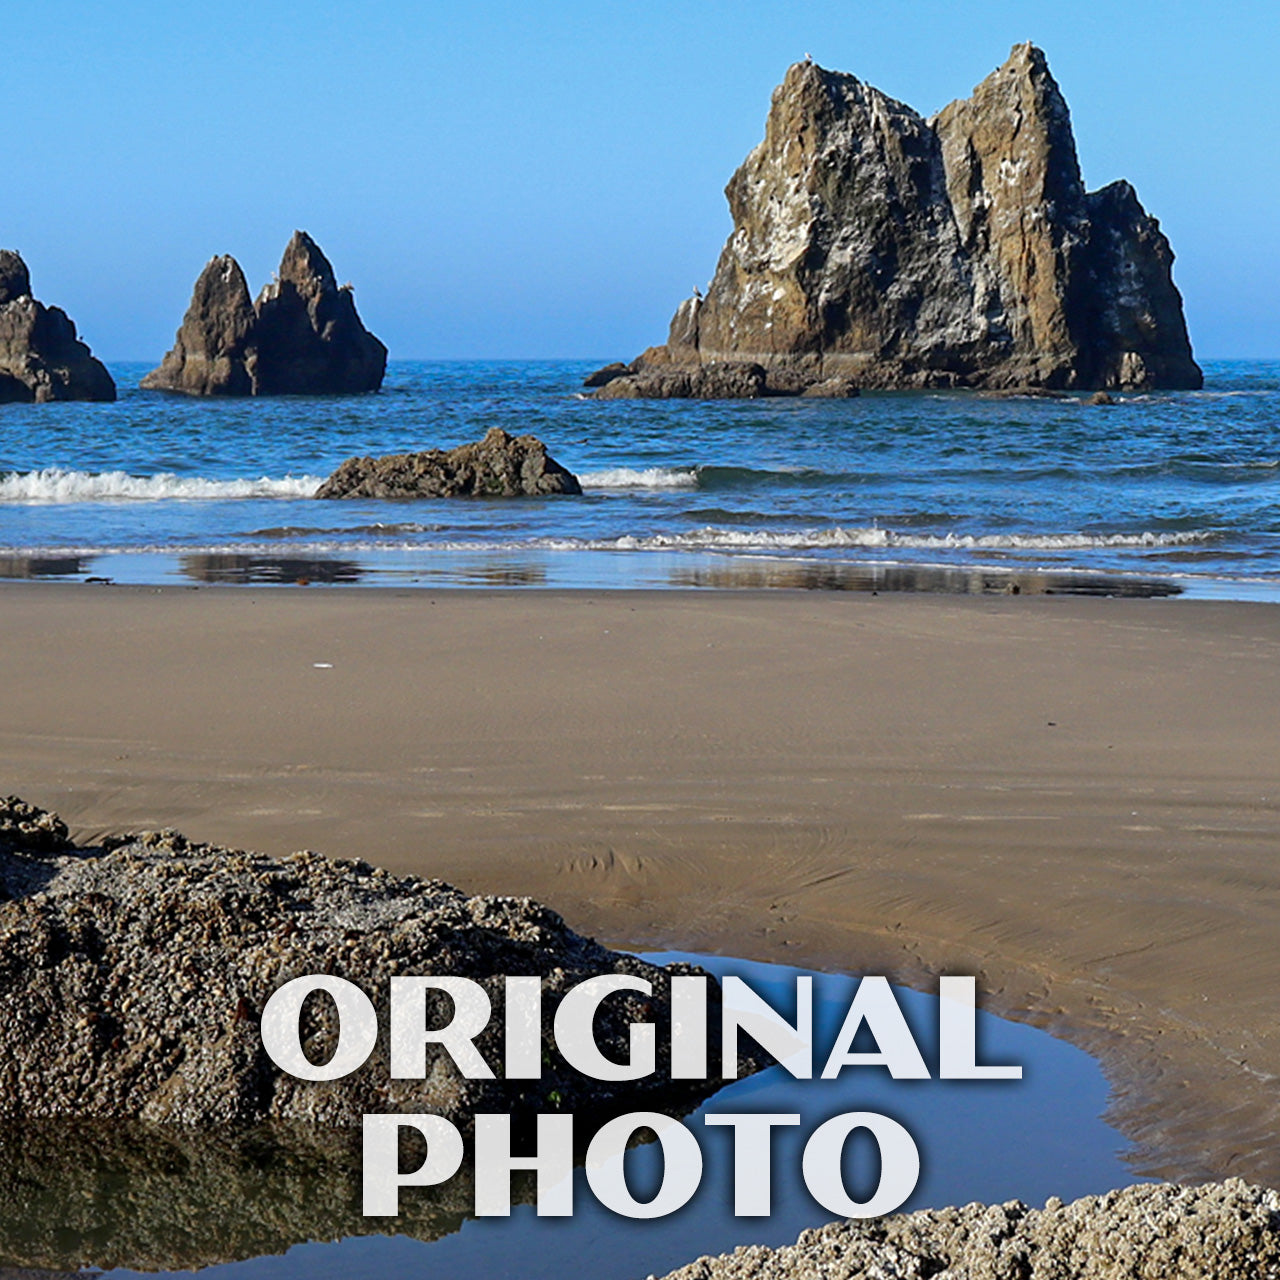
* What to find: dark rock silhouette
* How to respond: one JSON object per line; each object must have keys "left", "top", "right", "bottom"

{"left": 142, "top": 232, "right": 386, "bottom": 396}
{"left": 582, "top": 361, "right": 630, "bottom": 388}
{"left": 252, "top": 232, "right": 387, "bottom": 395}
{"left": 316, "top": 427, "right": 583, "bottom": 498}
{"left": 0, "top": 251, "right": 31, "bottom": 306}
{"left": 594, "top": 361, "right": 771, "bottom": 400}
{"left": 592, "top": 44, "right": 1200, "bottom": 397}
{"left": 0, "top": 251, "right": 115, "bottom": 403}
{"left": 140, "top": 256, "right": 256, "bottom": 396}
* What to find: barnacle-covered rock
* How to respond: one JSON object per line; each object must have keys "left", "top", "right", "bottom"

{"left": 658, "top": 1179, "right": 1280, "bottom": 1280}
{"left": 0, "top": 799, "right": 719, "bottom": 1126}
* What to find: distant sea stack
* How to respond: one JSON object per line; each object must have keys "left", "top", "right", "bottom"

{"left": 0, "top": 250, "right": 115, "bottom": 403}
{"left": 142, "top": 232, "right": 387, "bottom": 396}
{"left": 592, "top": 44, "right": 1201, "bottom": 397}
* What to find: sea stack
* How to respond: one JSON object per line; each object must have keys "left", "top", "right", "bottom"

{"left": 0, "top": 250, "right": 116, "bottom": 403}
{"left": 142, "top": 232, "right": 387, "bottom": 396}
{"left": 593, "top": 44, "right": 1201, "bottom": 397}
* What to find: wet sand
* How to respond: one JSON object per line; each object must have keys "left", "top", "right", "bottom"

{"left": 3, "top": 583, "right": 1279, "bottom": 1183}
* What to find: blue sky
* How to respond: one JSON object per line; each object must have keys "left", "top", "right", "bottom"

{"left": 9, "top": 0, "right": 1277, "bottom": 360}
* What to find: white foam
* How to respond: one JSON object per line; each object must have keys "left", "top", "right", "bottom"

{"left": 578, "top": 467, "right": 699, "bottom": 490}
{"left": 0, "top": 527, "right": 1214, "bottom": 559}
{"left": 592, "top": 526, "right": 1211, "bottom": 553}
{"left": 0, "top": 469, "right": 323, "bottom": 503}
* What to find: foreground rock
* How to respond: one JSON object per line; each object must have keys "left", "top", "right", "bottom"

{"left": 0, "top": 251, "right": 115, "bottom": 403}
{"left": 595, "top": 44, "right": 1200, "bottom": 396}
{"left": 659, "top": 1180, "right": 1280, "bottom": 1280}
{"left": 0, "top": 797, "right": 711, "bottom": 1125}
{"left": 142, "top": 231, "right": 387, "bottom": 396}
{"left": 315, "top": 426, "right": 583, "bottom": 498}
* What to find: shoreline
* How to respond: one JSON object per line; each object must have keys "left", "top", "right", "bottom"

{"left": 4, "top": 548, "right": 1275, "bottom": 602}
{"left": 5, "top": 583, "right": 1280, "bottom": 1185}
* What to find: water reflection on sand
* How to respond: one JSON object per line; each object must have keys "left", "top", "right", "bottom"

{"left": 0, "top": 548, "right": 1185, "bottom": 597}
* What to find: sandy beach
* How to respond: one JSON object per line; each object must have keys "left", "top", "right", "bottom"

{"left": 4, "top": 582, "right": 1278, "bottom": 1185}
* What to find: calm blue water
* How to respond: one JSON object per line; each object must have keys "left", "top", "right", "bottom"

{"left": 2, "top": 359, "right": 1278, "bottom": 595}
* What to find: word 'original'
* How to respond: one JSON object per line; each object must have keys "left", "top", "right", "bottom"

{"left": 259, "top": 972, "right": 1022, "bottom": 1219}
{"left": 260, "top": 973, "right": 1021, "bottom": 1082}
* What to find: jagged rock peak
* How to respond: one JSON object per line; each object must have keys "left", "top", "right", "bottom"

{"left": 142, "top": 232, "right": 387, "bottom": 397}
{"left": 0, "top": 251, "right": 116, "bottom": 404}
{"left": 594, "top": 44, "right": 1201, "bottom": 396}
{"left": 0, "top": 250, "right": 32, "bottom": 306}
{"left": 252, "top": 230, "right": 387, "bottom": 396}
{"left": 273, "top": 229, "right": 339, "bottom": 293}
{"left": 140, "top": 255, "right": 257, "bottom": 397}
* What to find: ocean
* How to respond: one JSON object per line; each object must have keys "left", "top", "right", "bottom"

{"left": 1, "top": 358, "right": 1278, "bottom": 597}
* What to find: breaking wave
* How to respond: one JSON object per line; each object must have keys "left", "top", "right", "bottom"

{"left": 6, "top": 526, "right": 1210, "bottom": 558}
{"left": 578, "top": 467, "right": 699, "bottom": 490}
{"left": 602, "top": 526, "right": 1214, "bottom": 553}
{"left": 578, "top": 465, "right": 843, "bottom": 491}
{"left": 0, "top": 469, "right": 323, "bottom": 503}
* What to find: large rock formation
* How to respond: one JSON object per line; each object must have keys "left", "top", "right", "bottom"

{"left": 0, "top": 796, "right": 721, "bottom": 1126}
{"left": 315, "top": 426, "right": 583, "bottom": 498}
{"left": 597, "top": 45, "right": 1201, "bottom": 396}
{"left": 657, "top": 1180, "right": 1280, "bottom": 1280}
{"left": 0, "top": 251, "right": 116, "bottom": 403}
{"left": 140, "top": 255, "right": 257, "bottom": 396}
{"left": 142, "top": 232, "right": 387, "bottom": 396}
{"left": 253, "top": 231, "right": 388, "bottom": 395}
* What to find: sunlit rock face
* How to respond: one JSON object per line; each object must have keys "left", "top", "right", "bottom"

{"left": 624, "top": 44, "right": 1200, "bottom": 394}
